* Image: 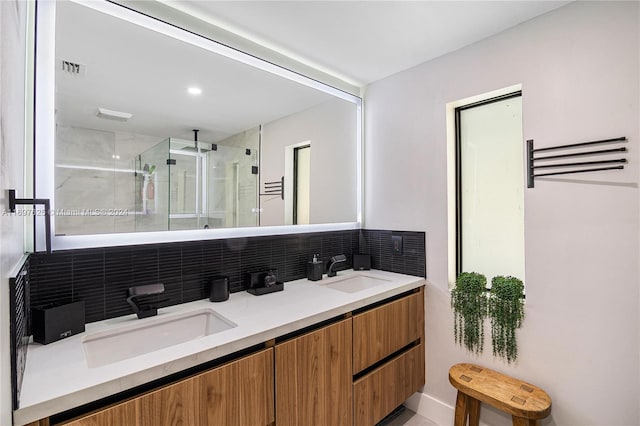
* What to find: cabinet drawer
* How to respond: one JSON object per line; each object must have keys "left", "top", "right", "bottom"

{"left": 353, "top": 343, "right": 425, "bottom": 426}
{"left": 352, "top": 290, "right": 423, "bottom": 374}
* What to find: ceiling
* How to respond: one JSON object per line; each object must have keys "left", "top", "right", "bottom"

{"left": 55, "top": 1, "right": 571, "bottom": 143}
{"left": 162, "top": 1, "right": 572, "bottom": 87}
{"left": 55, "top": 1, "right": 338, "bottom": 142}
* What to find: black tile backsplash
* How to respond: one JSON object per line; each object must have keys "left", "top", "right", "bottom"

{"left": 27, "top": 229, "right": 425, "bottom": 325}
{"left": 358, "top": 229, "right": 426, "bottom": 278}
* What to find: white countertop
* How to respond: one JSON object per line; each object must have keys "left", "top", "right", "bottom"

{"left": 14, "top": 269, "right": 425, "bottom": 425}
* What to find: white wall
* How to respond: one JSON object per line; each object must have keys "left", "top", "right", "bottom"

{"left": 260, "top": 98, "right": 357, "bottom": 226}
{"left": 0, "top": 1, "right": 29, "bottom": 424}
{"left": 364, "top": 2, "right": 639, "bottom": 425}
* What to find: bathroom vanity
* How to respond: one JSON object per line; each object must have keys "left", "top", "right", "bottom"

{"left": 15, "top": 270, "right": 425, "bottom": 426}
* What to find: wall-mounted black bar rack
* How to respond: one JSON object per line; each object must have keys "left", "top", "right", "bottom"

{"left": 260, "top": 176, "right": 284, "bottom": 200}
{"left": 527, "top": 136, "right": 627, "bottom": 188}
{"left": 8, "top": 189, "right": 52, "bottom": 253}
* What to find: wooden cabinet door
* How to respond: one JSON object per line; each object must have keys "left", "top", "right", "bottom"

{"left": 139, "top": 375, "right": 200, "bottom": 425}
{"left": 352, "top": 289, "right": 424, "bottom": 374}
{"left": 200, "top": 347, "right": 274, "bottom": 426}
{"left": 63, "top": 348, "right": 274, "bottom": 426}
{"left": 275, "top": 318, "right": 352, "bottom": 426}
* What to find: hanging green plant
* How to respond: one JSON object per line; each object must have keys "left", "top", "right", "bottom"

{"left": 489, "top": 275, "right": 525, "bottom": 364}
{"left": 451, "top": 272, "right": 487, "bottom": 355}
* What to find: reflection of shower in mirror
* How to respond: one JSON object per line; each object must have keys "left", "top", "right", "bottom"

{"left": 45, "top": 0, "right": 360, "bottom": 245}
{"left": 55, "top": 130, "right": 261, "bottom": 235}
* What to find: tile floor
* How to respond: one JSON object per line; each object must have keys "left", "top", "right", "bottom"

{"left": 379, "top": 406, "right": 440, "bottom": 426}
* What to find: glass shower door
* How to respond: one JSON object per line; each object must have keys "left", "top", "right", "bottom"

{"left": 134, "top": 139, "right": 170, "bottom": 232}
{"left": 206, "top": 145, "right": 259, "bottom": 228}
{"left": 133, "top": 138, "right": 258, "bottom": 231}
{"left": 167, "top": 139, "right": 206, "bottom": 230}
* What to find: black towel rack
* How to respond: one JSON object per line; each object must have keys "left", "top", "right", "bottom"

{"left": 260, "top": 176, "right": 284, "bottom": 200}
{"left": 8, "top": 189, "right": 52, "bottom": 253}
{"left": 527, "top": 136, "right": 627, "bottom": 188}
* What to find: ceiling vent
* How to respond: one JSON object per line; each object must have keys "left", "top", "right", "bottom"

{"left": 60, "top": 59, "right": 85, "bottom": 76}
{"left": 96, "top": 107, "right": 133, "bottom": 122}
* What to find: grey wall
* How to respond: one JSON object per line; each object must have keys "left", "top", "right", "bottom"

{"left": 364, "top": 2, "right": 639, "bottom": 425}
{"left": 260, "top": 98, "right": 357, "bottom": 226}
{"left": 1, "top": 1, "right": 29, "bottom": 424}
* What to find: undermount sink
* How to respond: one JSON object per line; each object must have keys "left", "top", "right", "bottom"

{"left": 317, "top": 273, "right": 392, "bottom": 293}
{"left": 83, "top": 308, "right": 237, "bottom": 368}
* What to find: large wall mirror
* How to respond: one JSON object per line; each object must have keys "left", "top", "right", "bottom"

{"left": 35, "top": 0, "right": 362, "bottom": 250}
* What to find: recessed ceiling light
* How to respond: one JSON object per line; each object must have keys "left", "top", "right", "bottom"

{"left": 188, "top": 87, "right": 202, "bottom": 95}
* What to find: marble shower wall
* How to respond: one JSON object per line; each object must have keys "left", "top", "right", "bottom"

{"left": 55, "top": 125, "right": 263, "bottom": 234}
{"left": 55, "top": 125, "right": 163, "bottom": 235}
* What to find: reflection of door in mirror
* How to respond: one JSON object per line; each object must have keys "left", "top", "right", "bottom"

{"left": 293, "top": 145, "right": 311, "bottom": 225}
{"left": 282, "top": 141, "right": 310, "bottom": 226}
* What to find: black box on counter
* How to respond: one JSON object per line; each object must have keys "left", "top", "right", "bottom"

{"left": 353, "top": 253, "right": 372, "bottom": 271}
{"left": 32, "top": 300, "right": 85, "bottom": 345}
{"left": 209, "top": 275, "right": 230, "bottom": 302}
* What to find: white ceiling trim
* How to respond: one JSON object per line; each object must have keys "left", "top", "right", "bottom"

{"left": 159, "top": 1, "right": 572, "bottom": 88}
{"left": 158, "top": 0, "right": 365, "bottom": 87}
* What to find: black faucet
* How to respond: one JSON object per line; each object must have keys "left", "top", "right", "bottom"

{"left": 327, "top": 254, "right": 347, "bottom": 277}
{"left": 127, "top": 283, "right": 167, "bottom": 319}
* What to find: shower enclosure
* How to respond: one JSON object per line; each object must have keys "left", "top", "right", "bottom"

{"left": 134, "top": 137, "right": 259, "bottom": 232}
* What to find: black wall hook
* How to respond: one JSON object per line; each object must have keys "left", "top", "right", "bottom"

{"left": 8, "top": 189, "right": 51, "bottom": 254}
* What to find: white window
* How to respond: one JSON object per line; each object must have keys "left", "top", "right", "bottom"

{"left": 452, "top": 92, "right": 525, "bottom": 284}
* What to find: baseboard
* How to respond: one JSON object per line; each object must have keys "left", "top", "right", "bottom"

{"left": 404, "top": 391, "right": 493, "bottom": 426}
{"left": 404, "top": 392, "right": 454, "bottom": 426}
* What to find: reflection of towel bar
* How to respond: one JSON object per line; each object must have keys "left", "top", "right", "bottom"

{"left": 8, "top": 190, "right": 51, "bottom": 254}
{"left": 260, "top": 176, "right": 284, "bottom": 200}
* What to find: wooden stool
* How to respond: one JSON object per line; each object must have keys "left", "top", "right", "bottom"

{"left": 449, "top": 363, "right": 551, "bottom": 426}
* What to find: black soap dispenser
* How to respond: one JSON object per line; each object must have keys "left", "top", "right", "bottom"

{"left": 307, "top": 254, "right": 323, "bottom": 281}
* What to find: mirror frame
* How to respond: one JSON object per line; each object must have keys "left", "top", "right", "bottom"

{"left": 35, "top": 0, "right": 362, "bottom": 251}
